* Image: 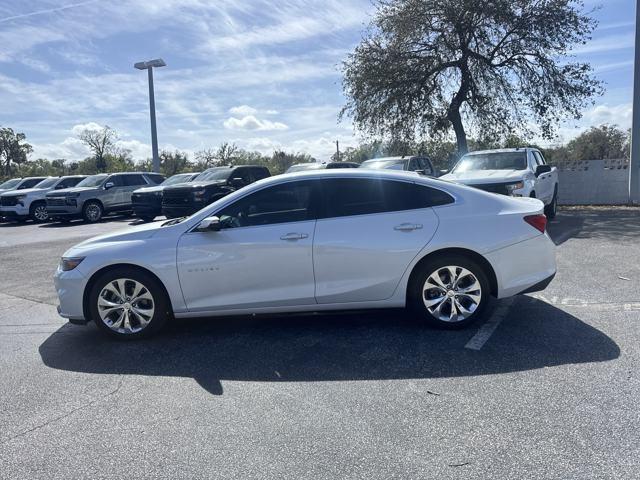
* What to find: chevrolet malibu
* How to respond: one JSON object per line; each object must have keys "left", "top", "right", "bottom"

{"left": 54, "top": 170, "right": 556, "bottom": 339}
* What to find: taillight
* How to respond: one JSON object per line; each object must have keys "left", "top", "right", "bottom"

{"left": 524, "top": 214, "right": 547, "bottom": 233}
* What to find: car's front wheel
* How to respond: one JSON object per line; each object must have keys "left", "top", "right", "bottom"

{"left": 30, "top": 201, "right": 49, "bottom": 223}
{"left": 88, "top": 267, "right": 171, "bottom": 339}
{"left": 408, "top": 255, "right": 490, "bottom": 329}
{"left": 82, "top": 201, "right": 103, "bottom": 223}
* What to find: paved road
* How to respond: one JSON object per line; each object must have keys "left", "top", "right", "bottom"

{"left": 1, "top": 209, "right": 639, "bottom": 479}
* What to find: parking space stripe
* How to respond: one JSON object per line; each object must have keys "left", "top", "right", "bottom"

{"left": 464, "top": 298, "right": 514, "bottom": 351}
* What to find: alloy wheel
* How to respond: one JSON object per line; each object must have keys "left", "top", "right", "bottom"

{"left": 97, "top": 278, "right": 155, "bottom": 334}
{"left": 86, "top": 204, "right": 101, "bottom": 222}
{"left": 422, "top": 266, "right": 482, "bottom": 322}
{"left": 33, "top": 205, "right": 48, "bottom": 221}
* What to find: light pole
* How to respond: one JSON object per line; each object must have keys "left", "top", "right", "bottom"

{"left": 629, "top": 1, "right": 640, "bottom": 204}
{"left": 134, "top": 58, "right": 166, "bottom": 173}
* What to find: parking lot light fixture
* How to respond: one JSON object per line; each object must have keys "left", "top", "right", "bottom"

{"left": 134, "top": 58, "right": 166, "bottom": 174}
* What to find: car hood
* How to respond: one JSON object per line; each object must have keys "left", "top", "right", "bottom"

{"left": 441, "top": 169, "right": 525, "bottom": 184}
{"left": 47, "top": 186, "right": 99, "bottom": 196}
{"left": 133, "top": 185, "right": 165, "bottom": 194}
{"left": 1, "top": 187, "right": 49, "bottom": 197}
{"left": 66, "top": 221, "right": 166, "bottom": 255}
{"left": 165, "top": 180, "right": 227, "bottom": 190}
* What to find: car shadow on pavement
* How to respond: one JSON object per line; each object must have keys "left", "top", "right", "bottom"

{"left": 548, "top": 208, "right": 640, "bottom": 245}
{"left": 38, "top": 297, "right": 619, "bottom": 396}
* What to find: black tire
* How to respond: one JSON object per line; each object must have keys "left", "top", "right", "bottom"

{"left": 408, "top": 255, "right": 491, "bottom": 329}
{"left": 88, "top": 267, "right": 171, "bottom": 340}
{"left": 545, "top": 187, "right": 558, "bottom": 219}
{"left": 29, "top": 201, "right": 49, "bottom": 223}
{"left": 82, "top": 200, "right": 103, "bottom": 223}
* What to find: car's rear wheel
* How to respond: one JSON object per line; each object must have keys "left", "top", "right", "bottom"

{"left": 82, "top": 201, "right": 103, "bottom": 223}
{"left": 408, "top": 255, "right": 490, "bottom": 329}
{"left": 29, "top": 201, "right": 49, "bottom": 223}
{"left": 88, "top": 268, "right": 170, "bottom": 339}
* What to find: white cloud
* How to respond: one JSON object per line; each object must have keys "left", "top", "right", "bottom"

{"left": 223, "top": 115, "right": 288, "bottom": 131}
{"left": 71, "top": 122, "right": 105, "bottom": 135}
{"left": 229, "top": 105, "right": 257, "bottom": 116}
{"left": 583, "top": 103, "right": 633, "bottom": 127}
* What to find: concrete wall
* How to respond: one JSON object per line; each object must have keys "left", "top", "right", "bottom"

{"left": 558, "top": 159, "right": 629, "bottom": 205}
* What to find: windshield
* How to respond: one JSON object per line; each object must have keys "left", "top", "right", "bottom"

{"left": 453, "top": 152, "right": 527, "bottom": 173}
{"left": 162, "top": 174, "right": 194, "bottom": 186}
{"left": 287, "top": 163, "right": 324, "bottom": 173}
{"left": 196, "top": 168, "right": 233, "bottom": 181}
{"left": 76, "top": 175, "right": 108, "bottom": 188}
{"left": 360, "top": 159, "right": 405, "bottom": 170}
{"left": 33, "top": 177, "right": 59, "bottom": 189}
{"left": 0, "top": 178, "right": 21, "bottom": 189}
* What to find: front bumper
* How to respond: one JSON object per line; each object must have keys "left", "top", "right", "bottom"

{"left": 54, "top": 266, "right": 88, "bottom": 321}
{"left": 0, "top": 205, "right": 29, "bottom": 218}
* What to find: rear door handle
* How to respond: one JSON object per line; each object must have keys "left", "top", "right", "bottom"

{"left": 280, "top": 232, "right": 309, "bottom": 240}
{"left": 394, "top": 223, "right": 423, "bottom": 232}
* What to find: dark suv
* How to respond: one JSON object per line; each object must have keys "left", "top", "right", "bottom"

{"left": 132, "top": 172, "right": 201, "bottom": 221}
{"left": 162, "top": 165, "right": 270, "bottom": 218}
{"left": 46, "top": 172, "right": 165, "bottom": 223}
{"left": 359, "top": 156, "right": 436, "bottom": 176}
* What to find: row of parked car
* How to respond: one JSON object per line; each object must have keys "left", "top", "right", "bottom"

{"left": 0, "top": 148, "right": 559, "bottom": 224}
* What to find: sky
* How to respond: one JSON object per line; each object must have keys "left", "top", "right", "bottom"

{"left": 0, "top": 0, "right": 636, "bottom": 163}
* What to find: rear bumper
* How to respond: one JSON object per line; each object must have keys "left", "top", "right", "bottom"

{"left": 485, "top": 233, "right": 557, "bottom": 299}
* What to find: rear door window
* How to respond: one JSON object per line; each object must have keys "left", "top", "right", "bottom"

{"left": 122, "top": 174, "right": 147, "bottom": 187}
{"left": 320, "top": 178, "right": 453, "bottom": 218}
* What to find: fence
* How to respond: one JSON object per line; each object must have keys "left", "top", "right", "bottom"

{"left": 557, "top": 159, "right": 629, "bottom": 205}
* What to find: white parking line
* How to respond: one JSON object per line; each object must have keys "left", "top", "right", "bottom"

{"left": 464, "top": 298, "right": 514, "bottom": 351}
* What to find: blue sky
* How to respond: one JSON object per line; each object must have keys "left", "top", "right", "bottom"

{"left": 0, "top": 0, "right": 635, "bottom": 162}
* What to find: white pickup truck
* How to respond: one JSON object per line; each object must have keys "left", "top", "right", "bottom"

{"left": 440, "top": 147, "right": 559, "bottom": 218}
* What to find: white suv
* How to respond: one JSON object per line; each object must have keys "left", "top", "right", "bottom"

{"left": 441, "top": 148, "right": 559, "bottom": 218}
{"left": 0, "top": 175, "right": 86, "bottom": 222}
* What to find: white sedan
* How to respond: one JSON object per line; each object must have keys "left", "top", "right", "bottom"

{"left": 54, "top": 170, "right": 556, "bottom": 339}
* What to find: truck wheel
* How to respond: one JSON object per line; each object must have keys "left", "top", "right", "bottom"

{"left": 82, "top": 201, "right": 103, "bottom": 223}
{"left": 29, "top": 201, "right": 49, "bottom": 223}
{"left": 544, "top": 187, "right": 558, "bottom": 219}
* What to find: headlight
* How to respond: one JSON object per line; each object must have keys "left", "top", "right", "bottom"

{"left": 505, "top": 181, "right": 525, "bottom": 194}
{"left": 153, "top": 191, "right": 163, "bottom": 197}
{"left": 15, "top": 195, "right": 27, "bottom": 205}
{"left": 192, "top": 189, "right": 206, "bottom": 199}
{"left": 60, "top": 257, "right": 85, "bottom": 271}
{"left": 65, "top": 197, "right": 77, "bottom": 206}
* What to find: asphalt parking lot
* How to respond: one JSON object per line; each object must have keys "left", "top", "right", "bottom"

{"left": 1, "top": 208, "right": 639, "bottom": 479}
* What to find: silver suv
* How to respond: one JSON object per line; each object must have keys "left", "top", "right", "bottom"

{"left": 46, "top": 172, "right": 164, "bottom": 223}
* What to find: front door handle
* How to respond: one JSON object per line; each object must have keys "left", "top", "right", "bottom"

{"left": 394, "top": 223, "right": 423, "bottom": 232}
{"left": 280, "top": 232, "right": 309, "bottom": 241}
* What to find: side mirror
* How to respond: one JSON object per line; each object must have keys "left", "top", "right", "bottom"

{"left": 104, "top": 182, "right": 115, "bottom": 189}
{"left": 196, "top": 216, "right": 221, "bottom": 232}
{"left": 535, "top": 165, "right": 552, "bottom": 177}
{"left": 439, "top": 169, "right": 449, "bottom": 176}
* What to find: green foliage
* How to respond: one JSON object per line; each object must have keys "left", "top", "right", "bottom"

{"left": 0, "top": 127, "right": 34, "bottom": 176}
{"left": 341, "top": 0, "right": 603, "bottom": 156}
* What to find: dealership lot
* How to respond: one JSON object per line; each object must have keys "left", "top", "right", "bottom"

{"left": 1, "top": 209, "right": 639, "bottom": 479}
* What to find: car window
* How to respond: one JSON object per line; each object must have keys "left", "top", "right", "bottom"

{"left": 408, "top": 158, "right": 420, "bottom": 171}
{"left": 320, "top": 178, "right": 453, "bottom": 218}
{"left": 19, "top": 178, "right": 45, "bottom": 189}
{"left": 251, "top": 167, "right": 270, "bottom": 181}
{"left": 121, "top": 174, "right": 147, "bottom": 187}
{"left": 419, "top": 158, "right": 434, "bottom": 175}
{"left": 217, "top": 181, "right": 315, "bottom": 229}
{"left": 533, "top": 151, "right": 546, "bottom": 166}
{"left": 147, "top": 173, "right": 165, "bottom": 184}
{"left": 107, "top": 175, "right": 124, "bottom": 187}
{"left": 57, "top": 177, "right": 80, "bottom": 189}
